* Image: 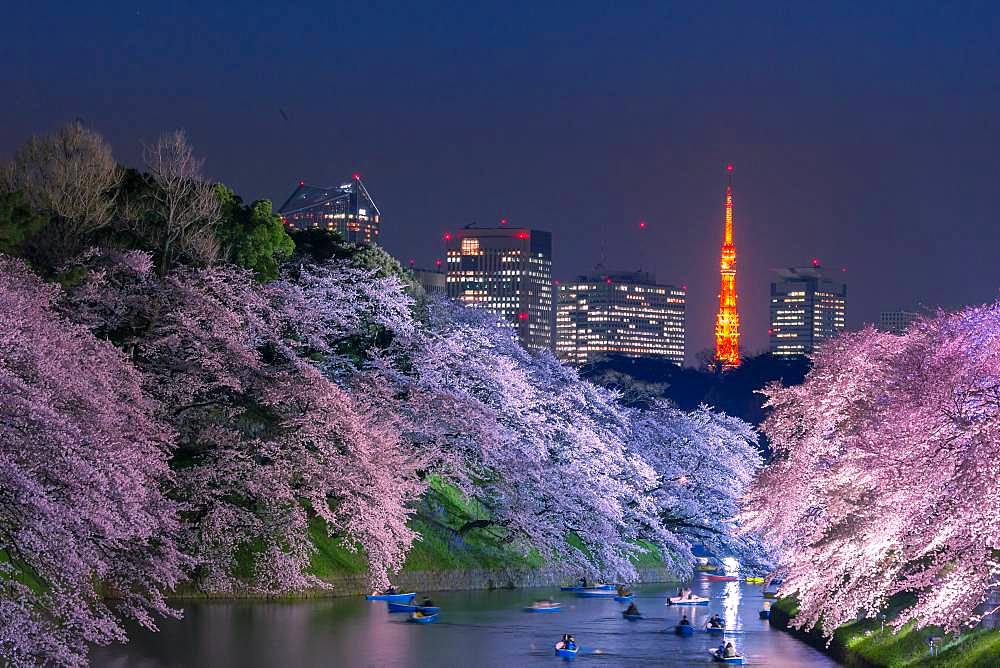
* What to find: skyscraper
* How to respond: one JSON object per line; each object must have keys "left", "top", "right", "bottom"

{"left": 877, "top": 310, "right": 918, "bottom": 335}
{"left": 769, "top": 262, "right": 848, "bottom": 356}
{"left": 445, "top": 226, "right": 554, "bottom": 352}
{"left": 556, "top": 271, "right": 686, "bottom": 366}
{"left": 715, "top": 165, "right": 741, "bottom": 367}
{"left": 277, "top": 174, "right": 381, "bottom": 244}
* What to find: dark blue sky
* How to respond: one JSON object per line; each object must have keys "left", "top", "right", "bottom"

{"left": 3, "top": 1, "right": 999, "bottom": 361}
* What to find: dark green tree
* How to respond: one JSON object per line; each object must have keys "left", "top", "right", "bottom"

{"left": 214, "top": 185, "right": 294, "bottom": 281}
{"left": 289, "top": 227, "right": 420, "bottom": 291}
{"left": 0, "top": 191, "right": 47, "bottom": 256}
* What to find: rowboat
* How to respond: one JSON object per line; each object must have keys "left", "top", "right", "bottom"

{"left": 675, "top": 623, "right": 695, "bottom": 636}
{"left": 667, "top": 595, "right": 710, "bottom": 606}
{"left": 745, "top": 576, "right": 765, "bottom": 583}
{"left": 705, "top": 624, "right": 726, "bottom": 634}
{"left": 406, "top": 612, "right": 439, "bottom": 624}
{"left": 366, "top": 592, "right": 416, "bottom": 602}
{"left": 696, "top": 564, "right": 718, "bottom": 571}
{"left": 560, "top": 583, "right": 616, "bottom": 592}
{"left": 555, "top": 643, "right": 579, "bottom": 659}
{"left": 705, "top": 574, "right": 739, "bottom": 582}
{"left": 524, "top": 603, "right": 561, "bottom": 612}
{"left": 613, "top": 594, "right": 634, "bottom": 602}
{"left": 576, "top": 588, "right": 617, "bottom": 598}
{"left": 387, "top": 602, "right": 440, "bottom": 614}
{"left": 709, "top": 649, "right": 745, "bottom": 664}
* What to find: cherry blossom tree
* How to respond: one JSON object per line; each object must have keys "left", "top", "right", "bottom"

{"left": 385, "top": 298, "right": 764, "bottom": 580}
{"left": 744, "top": 307, "right": 1000, "bottom": 635}
{"left": 0, "top": 256, "right": 185, "bottom": 667}
{"left": 67, "top": 254, "right": 427, "bottom": 593}
{"left": 631, "top": 402, "right": 768, "bottom": 570}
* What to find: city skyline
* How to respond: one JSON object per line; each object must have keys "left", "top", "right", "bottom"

{"left": 4, "top": 3, "right": 1000, "bottom": 363}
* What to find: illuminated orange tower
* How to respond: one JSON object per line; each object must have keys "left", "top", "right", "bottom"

{"left": 714, "top": 164, "right": 741, "bottom": 368}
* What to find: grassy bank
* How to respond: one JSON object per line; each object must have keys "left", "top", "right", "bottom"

{"left": 770, "top": 596, "right": 1000, "bottom": 667}
{"left": 308, "top": 476, "right": 669, "bottom": 580}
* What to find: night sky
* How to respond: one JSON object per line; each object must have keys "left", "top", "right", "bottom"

{"left": 3, "top": 2, "right": 999, "bottom": 363}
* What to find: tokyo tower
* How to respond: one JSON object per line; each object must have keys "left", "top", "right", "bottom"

{"left": 714, "top": 164, "right": 741, "bottom": 368}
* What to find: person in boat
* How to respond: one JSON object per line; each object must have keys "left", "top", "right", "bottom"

{"left": 533, "top": 598, "right": 555, "bottom": 608}
{"left": 384, "top": 586, "right": 397, "bottom": 595}
{"left": 724, "top": 642, "right": 738, "bottom": 658}
{"left": 676, "top": 587, "right": 683, "bottom": 597}
{"left": 680, "top": 615, "right": 690, "bottom": 626}
{"left": 577, "top": 576, "right": 587, "bottom": 588}
{"left": 557, "top": 633, "right": 577, "bottom": 650}
{"left": 420, "top": 597, "right": 434, "bottom": 608}
{"left": 709, "top": 614, "right": 724, "bottom": 628}
{"left": 624, "top": 602, "right": 640, "bottom": 616}
{"left": 717, "top": 642, "right": 727, "bottom": 657}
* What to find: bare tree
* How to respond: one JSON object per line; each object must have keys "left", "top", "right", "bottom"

{"left": 2, "top": 122, "right": 120, "bottom": 262}
{"left": 136, "top": 130, "right": 220, "bottom": 273}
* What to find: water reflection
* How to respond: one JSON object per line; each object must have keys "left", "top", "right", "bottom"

{"left": 92, "top": 581, "right": 837, "bottom": 667}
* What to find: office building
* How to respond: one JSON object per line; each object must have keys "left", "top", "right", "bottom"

{"left": 445, "top": 226, "right": 553, "bottom": 352}
{"left": 877, "top": 310, "right": 918, "bottom": 335}
{"left": 277, "top": 174, "right": 381, "bottom": 244}
{"left": 556, "top": 271, "right": 686, "bottom": 366}
{"left": 769, "top": 262, "right": 847, "bottom": 356}
{"left": 413, "top": 267, "right": 446, "bottom": 295}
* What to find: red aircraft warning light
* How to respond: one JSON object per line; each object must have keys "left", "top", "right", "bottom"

{"left": 443, "top": 232, "right": 452, "bottom": 241}
{"left": 500, "top": 218, "right": 508, "bottom": 225}
{"left": 639, "top": 220, "right": 647, "bottom": 229}
{"left": 518, "top": 312, "right": 529, "bottom": 320}
{"left": 515, "top": 231, "right": 530, "bottom": 239}
{"left": 812, "top": 258, "right": 821, "bottom": 267}
{"left": 352, "top": 173, "right": 361, "bottom": 180}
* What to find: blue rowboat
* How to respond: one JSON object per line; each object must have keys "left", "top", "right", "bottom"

{"left": 524, "top": 604, "right": 561, "bottom": 612}
{"left": 614, "top": 594, "right": 634, "bottom": 602}
{"left": 709, "top": 649, "right": 745, "bottom": 664}
{"left": 706, "top": 624, "right": 726, "bottom": 634}
{"left": 387, "top": 602, "right": 440, "bottom": 614}
{"left": 759, "top": 609, "right": 771, "bottom": 620}
{"left": 561, "top": 583, "right": 616, "bottom": 591}
{"left": 406, "top": 613, "right": 439, "bottom": 624}
{"left": 675, "top": 624, "right": 695, "bottom": 636}
{"left": 623, "top": 612, "right": 642, "bottom": 621}
{"left": 555, "top": 644, "right": 579, "bottom": 659}
{"left": 667, "top": 595, "right": 710, "bottom": 606}
{"left": 576, "top": 589, "right": 617, "bottom": 598}
{"left": 366, "top": 592, "right": 416, "bottom": 602}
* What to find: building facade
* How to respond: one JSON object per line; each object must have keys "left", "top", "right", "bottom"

{"left": 445, "top": 226, "right": 554, "bottom": 352}
{"left": 556, "top": 271, "right": 686, "bottom": 366}
{"left": 876, "top": 310, "right": 918, "bottom": 335}
{"left": 412, "top": 267, "right": 447, "bottom": 295}
{"left": 277, "top": 174, "right": 381, "bottom": 244}
{"left": 768, "top": 264, "right": 847, "bottom": 356}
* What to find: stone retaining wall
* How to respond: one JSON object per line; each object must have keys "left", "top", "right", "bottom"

{"left": 170, "top": 566, "right": 679, "bottom": 600}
